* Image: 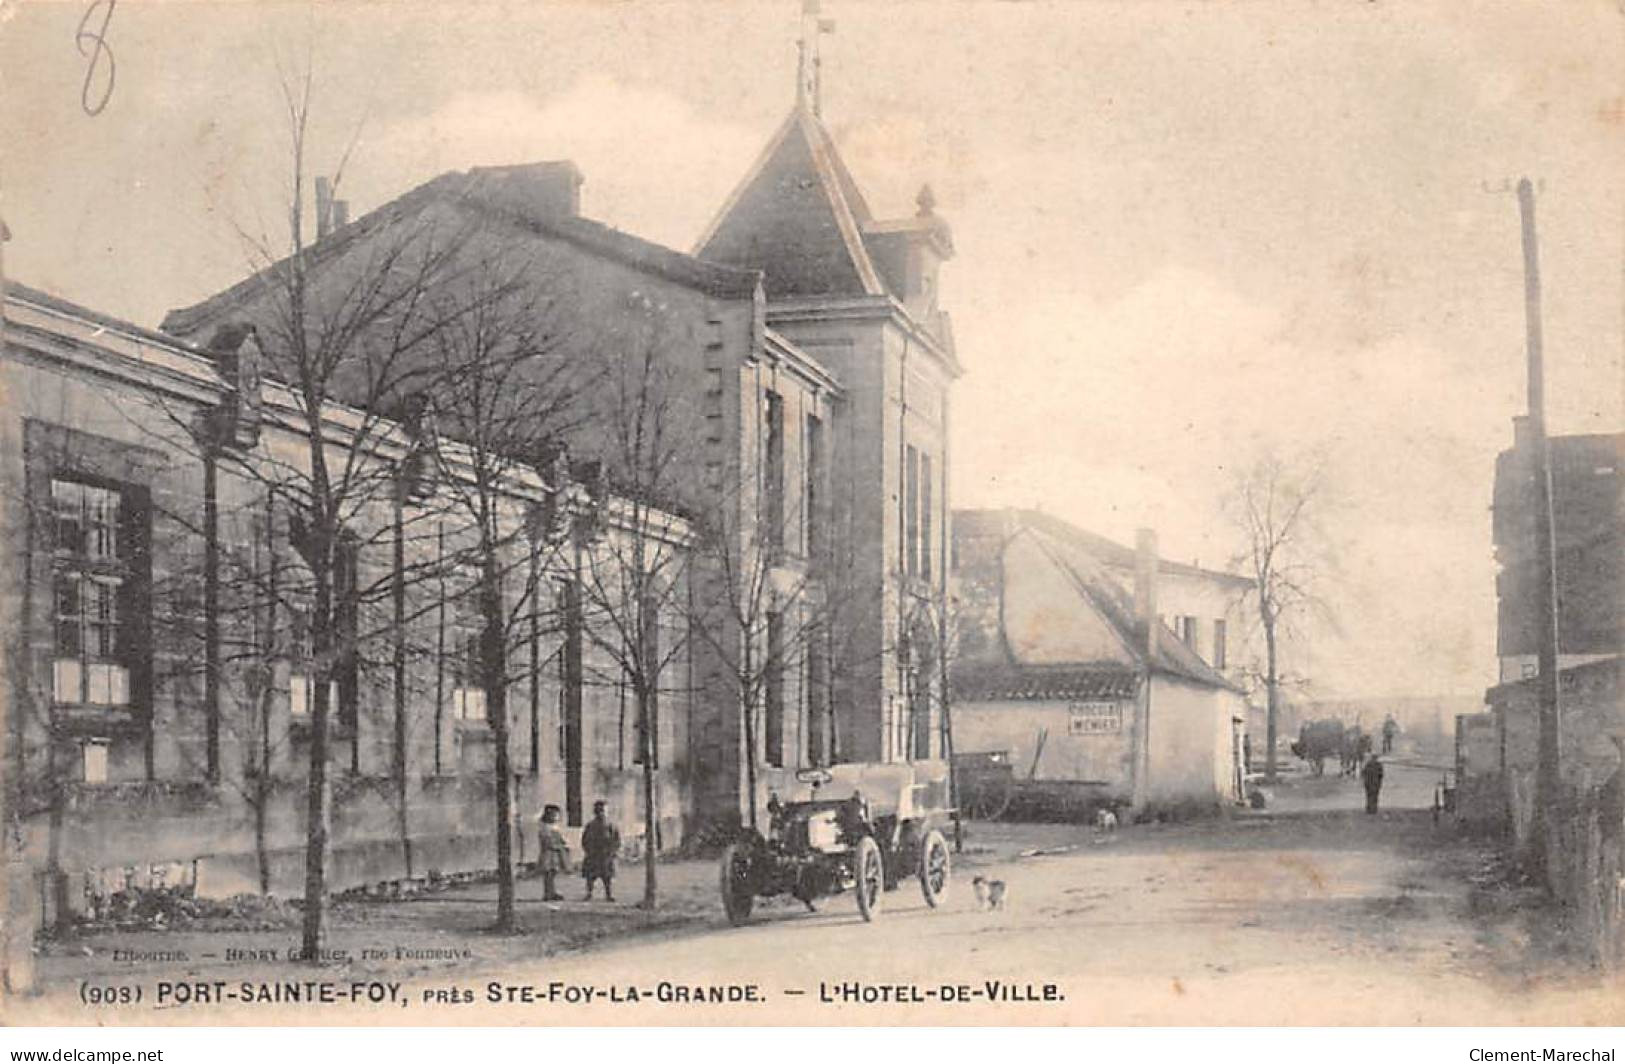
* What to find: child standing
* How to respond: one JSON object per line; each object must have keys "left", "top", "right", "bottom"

{"left": 537, "top": 805, "right": 570, "bottom": 901}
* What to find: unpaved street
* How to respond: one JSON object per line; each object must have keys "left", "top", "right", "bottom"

{"left": 18, "top": 763, "right": 1624, "bottom": 1025}
{"left": 479, "top": 762, "right": 1623, "bottom": 1025}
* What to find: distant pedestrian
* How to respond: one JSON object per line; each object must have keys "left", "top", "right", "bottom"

{"left": 581, "top": 800, "right": 620, "bottom": 901}
{"left": 1382, "top": 714, "right": 1398, "bottom": 755}
{"left": 1361, "top": 755, "right": 1385, "bottom": 815}
{"left": 537, "top": 804, "right": 569, "bottom": 901}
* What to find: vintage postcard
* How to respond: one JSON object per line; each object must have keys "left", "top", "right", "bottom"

{"left": 0, "top": 0, "right": 1621, "bottom": 1029}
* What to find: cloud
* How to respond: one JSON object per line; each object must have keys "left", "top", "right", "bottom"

{"left": 952, "top": 264, "right": 1507, "bottom": 698}
{"left": 350, "top": 77, "right": 764, "bottom": 251}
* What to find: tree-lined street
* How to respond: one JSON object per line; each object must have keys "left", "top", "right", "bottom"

{"left": 25, "top": 760, "right": 1620, "bottom": 1024}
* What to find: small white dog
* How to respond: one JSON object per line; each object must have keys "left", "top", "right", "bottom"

{"left": 971, "top": 875, "right": 1007, "bottom": 910}
{"left": 1094, "top": 807, "right": 1119, "bottom": 833}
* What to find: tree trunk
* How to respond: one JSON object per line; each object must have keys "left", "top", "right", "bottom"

{"left": 253, "top": 683, "right": 272, "bottom": 897}
{"left": 483, "top": 558, "right": 516, "bottom": 932}
{"left": 1263, "top": 620, "right": 1279, "bottom": 783}
{"left": 392, "top": 500, "right": 412, "bottom": 879}
{"left": 254, "top": 784, "right": 271, "bottom": 898}
{"left": 741, "top": 674, "right": 758, "bottom": 830}
{"left": 300, "top": 570, "right": 333, "bottom": 963}
{"left": 640, "top": 686, "right": 658, "bottom": 909}
{"left": 203, "top": 450, "right": 221, "bottom": 783}
{"left": 938, "top": 608, "right": 961, "bottom": 853}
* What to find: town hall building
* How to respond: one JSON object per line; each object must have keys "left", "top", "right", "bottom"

{"left": 0, "top": 10, "right": 962, "bottom": 929}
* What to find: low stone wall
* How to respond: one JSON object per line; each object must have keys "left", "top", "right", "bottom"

{"left": 25, "top": 768, "right": 689, "bottom": 924}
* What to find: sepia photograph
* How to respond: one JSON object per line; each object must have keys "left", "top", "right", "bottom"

{"left": 0, "top": 0, "right": 1621, "bottom": 1034}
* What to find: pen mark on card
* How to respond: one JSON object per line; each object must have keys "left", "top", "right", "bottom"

{"left": 76, "top": 0, "right": 117, "bottom": 116}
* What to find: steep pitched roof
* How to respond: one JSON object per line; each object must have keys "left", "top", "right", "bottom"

{"left": 694, "top": 108, "right": 887, "bottom": 299}
{"left": 1015, "top": 508, "right": 1254, "bottom": 589}
{"left": 163, "top": 164, "right": 760, "bottom": 337}
{"left": 1030, "top": 526, "right": 1238, "bottom": 690}
{"left": 957, "top": 508, "right": 1253, "bottom": 589}
{"left": 952, "top": 509, "right": 1241, "bottom": 693}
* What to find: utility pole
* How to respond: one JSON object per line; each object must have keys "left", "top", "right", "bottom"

{"left": 1517, "top": 177, "right": 1563, "bottom": 879}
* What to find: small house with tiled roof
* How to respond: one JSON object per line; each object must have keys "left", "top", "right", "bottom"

{"left": 951, "top": 510, "right": 1251, "bottom": 816}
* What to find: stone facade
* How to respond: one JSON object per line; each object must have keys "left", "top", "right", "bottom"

{"left": 162, "top": 101, "right": 963, "bottom": 828}
{"left": 950, "top": 509, "right": 1249, "bottom": 815}
{"left": 2, "top": 282, "right": 694, "bottom": 918}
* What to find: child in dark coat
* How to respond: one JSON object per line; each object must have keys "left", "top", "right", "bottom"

{"left": 581, "top": 800, "right": 620, "bottom": 901}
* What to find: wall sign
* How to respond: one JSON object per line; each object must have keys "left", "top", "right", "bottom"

{"left": 1068, "top": 701, "right": 1123, "bottom": 735}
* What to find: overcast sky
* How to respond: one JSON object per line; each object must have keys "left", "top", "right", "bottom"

{"left": 2, "top": 0, "right": 1620, "bottom": 701}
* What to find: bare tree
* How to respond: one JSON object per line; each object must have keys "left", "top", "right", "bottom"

{"left": 690, "top": 500, "right": 820, "bottom": 831}
{"left": 412, "top": 250, "right": 587, "bottom": 931}
{"left": 903, "top": 579, "right": 963, "bottom": 849}
{"left": 1225, "top": 452, "right": 1337, "bottom": 782}
{"left": 147, "top": 486, "right": 295, "bottom": 897}
{"left": 162, "top": 69, "right": 495, "bottom": 959}
{"left": 572, "top": 301, "right": 697, "bottom": 910}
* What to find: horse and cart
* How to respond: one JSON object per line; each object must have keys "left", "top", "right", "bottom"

{"left": 1291, "top": 718, "right": 1373, "bottom": 777}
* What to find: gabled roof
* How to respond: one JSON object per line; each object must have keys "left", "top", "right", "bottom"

{"left": 1030, "top": 524, "right": 1238, "bottom": 691}
{"left": 694, "top": 107, "right": 887, "bottom": 299}
{"left": 952, "top": 508, "right": 1242, "bottom": 694}
{"left": 958, "top": 507, "right": 1255, "bottom": 589}
{"left": 163, "top": 163, "right": 760, "bottom": 337}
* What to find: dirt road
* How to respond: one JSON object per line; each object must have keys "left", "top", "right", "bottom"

{"left": 470, "top": 762, "right": 1622, "bottom": 1025}
{"left": 17, "top": 762, "right": 1622, "bottom": 1025}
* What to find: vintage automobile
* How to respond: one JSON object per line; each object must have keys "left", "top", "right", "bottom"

{"left": 719, "top": 760, "right": 953, "bottom": 925}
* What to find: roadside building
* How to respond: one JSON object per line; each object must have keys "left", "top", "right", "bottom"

{"left": 159, "top": 33, "right": 960, "bottom": 830}
{"left": 0, "top": 280, "right": 694, "bottom": 914}
{"left": 1484, "top": 416, "right": 1623, "bottom": 857}
{"left": 1492, "top": 419, "right": 1622, "bottom": 684}
{"left": 1451, "top": 711, "right": 1503, "bottom": 830}
{"left": 950, "top": 509, "right": 1250, "bottom": 817}
{"left": 1484, "top": 418, "right": 1622, "bottom": 964}
{"left": 1488, "top": 658, "right": 1623, "bottom": 855}
{"left": 1, "top": 19, "right": 964, "bottom": 926}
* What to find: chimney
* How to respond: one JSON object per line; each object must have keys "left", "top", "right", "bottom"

{"left": 532, "top": 161, "right": 583, "bottom": 217}
{"left": 1512, "top": 414, "right": 1532, "bottom": 452}
{"left": 465, "top": 161, "right": 585, "bottom": 221}
{"left": 1134, "top": 528, "right": 1158, "bottom": 661}
{"left": 332, "top": 199, "right": 350, "bottom": 229}
{"left": 315, "top": 176, "right": 334, "bottom": 239}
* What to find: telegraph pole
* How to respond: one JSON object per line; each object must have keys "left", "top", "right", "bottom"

{"left": 1516, "top": 177, "right": 1564, "bottom": 878}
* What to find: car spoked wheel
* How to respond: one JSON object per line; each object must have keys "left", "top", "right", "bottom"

{"left": 854, "top": 835, "right": 883, "bottom": 922}
{"left": 918, "top": 829, "right": 950, "bottom": 907}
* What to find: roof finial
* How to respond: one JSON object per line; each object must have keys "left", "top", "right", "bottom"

{"left": 916, "top": 183, "right": 937, "bottom": 217}
{"left": 796, "top": 0, "right": 835, "bottom": 116}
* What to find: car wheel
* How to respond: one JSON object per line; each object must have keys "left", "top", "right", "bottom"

{"left": 918, "top": 829, "right": 950, "bottom": 908}
{"left": 854, "top": 835, "right": 883, "bottom": 922}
